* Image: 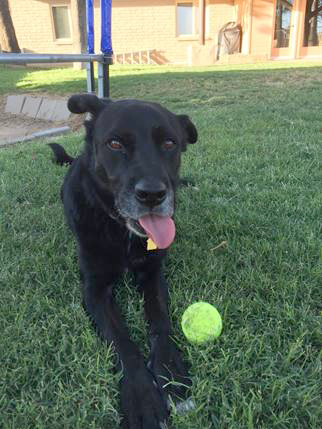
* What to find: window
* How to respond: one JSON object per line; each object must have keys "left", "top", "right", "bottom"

{"left": 176, "top": 1, "right": 209, "bottom": 37}
{"left": 274, "top": 0, "right": 294, "bottom": 48}
{"left": 177, "top": 3, "right": 194, "bottom": 35}
{"left": 303, "top": 0, "right": 322, "bottom": 47}
{"left": 52, "top": 6, "right": 71, "bottom": 40}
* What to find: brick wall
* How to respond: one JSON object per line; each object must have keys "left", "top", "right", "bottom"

{"left": 8, "top": 0, "right": 237, "bottom": 64}
{"left": 108, "top": 0, "right": 235, "bottom": 63}
{"left": 8, "top": 1, "right": 321, "bottom": 65}
{"left": 102, "top": 0, "right": 226, "bottom": 64}
{"left": 250, "top": 0, "right": 275, "bottom": 56}
{"left": 209, "top": 0, "right": 235, "bottom": 35}
{"left": 9, "top": 0, "right": 78, "bottom": 54}
{"left": 10, "top": 0, "right": 279, "bottom": 65}
{"left": 235, "top": 0, "right": 251, "bottom": 53}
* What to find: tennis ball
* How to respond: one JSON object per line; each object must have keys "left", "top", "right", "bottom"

{"left": 181, "top": 302, "right": 222, "bottom": 344}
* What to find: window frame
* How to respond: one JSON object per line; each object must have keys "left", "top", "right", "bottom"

{"left": 50, "top": 4, "right": 73, "bottom": 44}
{"left": 176, "top": 0, "right": 210, "bottom": 40}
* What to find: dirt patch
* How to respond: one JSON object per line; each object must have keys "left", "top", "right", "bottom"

{"left": 0, "top": 93, "right": 85, "bottom": 145}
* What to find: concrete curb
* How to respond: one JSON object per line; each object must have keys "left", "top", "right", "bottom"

{"left": 0, "top": 126, "right": 71, "bottom": 147}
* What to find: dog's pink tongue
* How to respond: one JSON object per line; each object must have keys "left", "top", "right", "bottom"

{"left": 139, "top": 215, "right": 175, "bottom": 249}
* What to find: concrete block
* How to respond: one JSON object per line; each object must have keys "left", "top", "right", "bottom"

{"left": 21, "top": 97, "right": 43, "bottom": 118}
{"left": 36, "top": 99, "right": 57, "bottom": 121}
{"left": 51, "top": 100, "right": 71, "bottom": 121}
{"left": 5, "top": 95, "right": 26, "bottom": 114}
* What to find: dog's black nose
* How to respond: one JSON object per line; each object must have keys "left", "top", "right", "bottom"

{"left": 135, "top": 179, "right": 167, "bottom": 207}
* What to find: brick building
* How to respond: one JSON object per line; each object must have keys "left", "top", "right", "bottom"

{"left": 6, "top": 0, "right": 322, "bottom": 65}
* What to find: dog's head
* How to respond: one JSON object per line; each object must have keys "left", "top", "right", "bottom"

{"left": 68, "top": 94, "right": 197, "bottom": 248}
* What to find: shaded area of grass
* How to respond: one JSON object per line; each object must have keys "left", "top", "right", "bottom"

{"left": 0, "top": 61, "right": 322, "bottom": 99}
{"left": 0, "top": 63, "right": 321, "bottom": 428}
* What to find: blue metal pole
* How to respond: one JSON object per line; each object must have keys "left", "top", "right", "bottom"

{"left": 86, "top": 0, "right": 94, "bottom": 54}
{"left": 98, "top": 0, "right": 113, "bottom": 97}
{"left": 100, "top": 0, "right": 113, "bottom": 55}
{"left": 86, "top": 0, "right": 95, "bottom": 93}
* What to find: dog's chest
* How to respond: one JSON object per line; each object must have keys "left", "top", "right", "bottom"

{"left": 125, "top": 232, "right": 166, "bottom": 271}
{"left": 126, "top": 232, "right": 148, "bottom": 268}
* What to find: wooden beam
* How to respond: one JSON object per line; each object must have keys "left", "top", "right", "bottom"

{"left": 199, "top": 0, "right": 206, "bottom": 45}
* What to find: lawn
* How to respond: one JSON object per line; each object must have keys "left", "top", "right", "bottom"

{"left": 0, "top": 62, "right": 321, "bottom": 429}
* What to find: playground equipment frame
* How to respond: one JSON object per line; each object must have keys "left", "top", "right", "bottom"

{"left": 0, "top": 0, "right": 113, "bottom": 98}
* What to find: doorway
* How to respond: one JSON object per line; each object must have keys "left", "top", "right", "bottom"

{"left": 300, "top": 0, "right": 322, "bottom": 57}
{"left": 272, "top": 0, "right": 322, "bottom": 58}
{"left": 272, "top": 0, "right": 295, "bottom": 58}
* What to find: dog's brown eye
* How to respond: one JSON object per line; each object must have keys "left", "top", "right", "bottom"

{"left": 107, "top": 140, "right": 123, "bottom": 150}
{"left": 163, "top": 140, "right": 176, "bottom": 150}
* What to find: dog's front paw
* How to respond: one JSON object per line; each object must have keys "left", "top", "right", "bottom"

{"left": 148, "top": 337, "right": 192, "bottom": 402}
{"left": 120, "top": 367, "right": 169, "bottom": 429}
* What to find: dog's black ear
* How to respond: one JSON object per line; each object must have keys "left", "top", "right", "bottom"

{"left": 177, "top": 114, "right": 198, "bottom": 145}
{"left": 67, "top": 94, "right": 109, "bottom": 116}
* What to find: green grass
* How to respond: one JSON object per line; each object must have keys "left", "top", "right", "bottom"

{"left": 0, "top": 62, "right": 321, "bottom": 428}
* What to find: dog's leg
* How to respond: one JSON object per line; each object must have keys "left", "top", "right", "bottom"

{"left": 79, "top": 250, "right": 169, "bottom": 429}
{"left": 135, "top": 263, "right": 191, "bottom": 402}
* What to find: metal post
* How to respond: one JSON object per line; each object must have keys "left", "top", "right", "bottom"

{"left": 86, "top": 62, "right": 95, "bottom": 93}
{"left": 97, "top": 59, "right": 110, "bottom": 98}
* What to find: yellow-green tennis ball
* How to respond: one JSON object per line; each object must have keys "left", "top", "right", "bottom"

{"left": 181, "top": 302, "right": 222, "bottom": 344}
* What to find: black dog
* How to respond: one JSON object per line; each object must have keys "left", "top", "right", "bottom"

{"left": 49, "top": 94, "right": 198, "bottom": 429}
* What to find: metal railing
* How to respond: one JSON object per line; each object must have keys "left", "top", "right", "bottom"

{"left": 0, "top": 53, "right": 107, "bottom": 64}
{"left": 0, "top": 0, "right": 113, "bottom": 97}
